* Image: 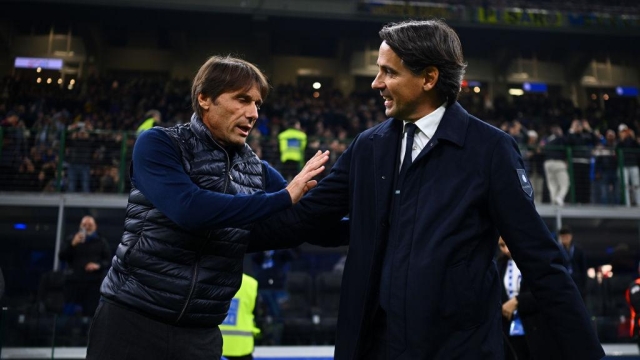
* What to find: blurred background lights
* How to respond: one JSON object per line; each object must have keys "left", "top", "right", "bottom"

{"left": 508, "top": 88, "right": 524, "bottom": 96}
{"left": 14, "top": 223, "right": 27, "bottom": 230}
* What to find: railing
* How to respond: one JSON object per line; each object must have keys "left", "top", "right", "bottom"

{"left": 2, "top": 127, "right": 639, "bottom": 207}
{"left": 0, "top": 127, "right": 135, "bottom": 194}
{"left": 0, "top": 127, "right": 350, "bottom": 195}
{"left": 520, "top": 144, "right": 640, "bottom": 206}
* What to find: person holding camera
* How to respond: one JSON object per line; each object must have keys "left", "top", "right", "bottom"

{"left": 58, "top": 215, "right": 111, "bottom": 316}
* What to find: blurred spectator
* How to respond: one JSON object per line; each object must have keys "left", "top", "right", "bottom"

{"left": 507, "top": 120, "right": 528, "bottom": 147}
{"left": 13, "top": 157, "right": 39, "bottom": 191}
{"left": 31, "top": 111, "right": 57, "bottom": 147}
{"left": 58, "top": 215, "right": 111, "bottom": 317}
{"left": 38, "top": 145, "right": 59, "bottom": 192}
{"left": 0, "top": 111, "right": 27, "bottom": 174}
{"left": 66, "top": 122, "right": 95, "bottom": 193}
{"left": 567, "top": 119, "right": 598, "bottom": 204}
{"left": 543, "top": 125, "right": 570, "bottom": 206}
{"left": 99, "top": 165, "right": 120, "bottom": 193}
{"left": 524, "top": 130, "right": 545, "bottom": 203}
{"left": 136, "top": 109, "right": 162, "bottom": 135}
{"left": 593, "top": 129, "right": 619, "bottom": 205}
{"left": 617, "top": 124, "right": 640, "bottom": 206}
{"left": 558, "top": 225, "right": 587, "bottom": 298}
{"left": 252, "top": 249, "right": 300, "bottom": 319}
{"left": 277, "top": 119, "right": 307, "bottom": 182}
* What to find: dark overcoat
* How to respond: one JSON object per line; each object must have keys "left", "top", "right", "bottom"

{"left": 251, "top": 103, "right": 604, "bottom": 359}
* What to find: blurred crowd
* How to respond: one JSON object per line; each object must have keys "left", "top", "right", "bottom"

{"left": 1, "top": 74, "right": 640, "bottom": 206}
{"left": 413, "top": 0, "right": 639, "bottom": 14}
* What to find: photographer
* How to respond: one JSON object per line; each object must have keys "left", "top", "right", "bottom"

{"left": 58, "top": 216, "right": 111, "bottom": 316}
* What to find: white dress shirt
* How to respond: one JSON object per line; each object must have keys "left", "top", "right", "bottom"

{"left": 504, "top": 259, "right": 522, "bottom": 299}
{"left": 399, "top": 103, "right": 447, "bottom": 170}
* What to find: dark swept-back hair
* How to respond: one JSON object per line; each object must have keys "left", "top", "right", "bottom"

{"left": 379, "top": 19, "right": 467, "bottom": 107}
{"left": 191, "top": 55, "right": 270, "bottom": 118}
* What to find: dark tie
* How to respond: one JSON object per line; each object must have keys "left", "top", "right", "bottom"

{"left": 400, "top": 123, "right": 418, "bottom": 175}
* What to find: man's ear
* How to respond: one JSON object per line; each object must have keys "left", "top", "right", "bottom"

{"left": 423, "top": 66, "right": 439, "bottom": 92}
{"left": 198, "top": 93, "right": 210, "bottom": 111}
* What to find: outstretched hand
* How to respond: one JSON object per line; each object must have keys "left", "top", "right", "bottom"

{"left": 286, "top": 150, "right": 329, "bottom": 204}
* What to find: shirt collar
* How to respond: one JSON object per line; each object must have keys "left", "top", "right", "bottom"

{"left": 402, "top": 102, "right": 447, "bottom": 139}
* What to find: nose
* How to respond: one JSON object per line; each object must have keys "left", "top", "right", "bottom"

{"left": 247, "top": 104, "right": 259, "bottom": 122}
{"left": 371, "top": 72, "right": 384, "bottom": 90}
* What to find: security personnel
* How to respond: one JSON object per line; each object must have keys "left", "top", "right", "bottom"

{"left": 277, "top": 120, "right": 307, "bottom": 182}
{"left": 220, "top": 273, "right": 261, "bottom": 360}
{"left": 136, "top": 109, "right": 162, "bottom": 135}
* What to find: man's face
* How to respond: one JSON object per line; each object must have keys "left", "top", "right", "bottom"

{"left": 199, "top": 86, "right": 262, "bottom": 148}
{"left": 560, "top": 233, "right": 572, "bottom": 247}
{"left": 7, "top": 114, "right": 18, "bottom": 125}
{"left": 371, "top": 42, "right": 430, "bottom": 121}
{"left": 620, "top": 129, "right": 630, "bottom": 140}
{"left": 80, "top": 216, "right": 97, "bottom": 235}
{"left": 498, "top": 238, "right": 511, "bottom": 259}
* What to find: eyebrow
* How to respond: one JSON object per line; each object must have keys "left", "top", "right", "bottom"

{"left": 235, "top": 92, "right": 263, "bottom": 106}
{"left": 379, "top": 64, "right": 396, "bottom": 73}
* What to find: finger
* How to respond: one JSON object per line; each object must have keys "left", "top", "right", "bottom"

{"left": 303, "top": 153, "right": 328, "bottom": 170}
{"left": 307, "top": 151, "right": 330, "bottom": 164}
{"left": 305, "top": 180, "right": 318, "bottom": 191}
{"left": 307, "top": 154, "right": 329, "bottom": 168}
{"left": 299, "top": 159, "right": 328, "bottom": 178}
{"left": 302, "top": 166, "right": 325, "bottom": 180}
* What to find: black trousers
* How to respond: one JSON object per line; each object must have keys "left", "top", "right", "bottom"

{"left": 504, "top": 334, "right": 530, "bottom": 360}
{"left": 86, "top": 300, "right": 222, "bottom": 360}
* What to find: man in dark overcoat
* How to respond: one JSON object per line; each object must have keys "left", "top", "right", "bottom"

{"left": 251, "top": 19, "right": 604, "bottom": 360}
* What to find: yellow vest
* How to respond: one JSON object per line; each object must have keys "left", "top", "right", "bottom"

{"left": 136, "top": 118, "right": 156, "bottom": 135}
{"left": 277, "top": 128, "right": 307, "bottom": 165}
{"left": 220, "top": 274, "right": 260, "bottom": 357}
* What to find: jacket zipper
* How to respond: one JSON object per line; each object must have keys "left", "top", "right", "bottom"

{"left": 223, "top": 153, "right": 231, "bottom": 193}
{"left": 206, "top": 136, "right": 232, "bottom": 194}
{"left": 176, "top": 235, "right": 209, "bottom": 323}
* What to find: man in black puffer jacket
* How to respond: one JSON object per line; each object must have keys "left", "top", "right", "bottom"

{"left": 86, "top": 55, "right": 330, "bottom": 360}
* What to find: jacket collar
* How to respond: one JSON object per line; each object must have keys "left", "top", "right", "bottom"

{"left": 431, "top": 102, "right": 468, "bottom": 147}
{"left": 370, "top": 102, "right": 469, "bottom": 148}
{"left": 188, "top": 113, "right": 253, "bottom": 162}
{"left": 190, "top": 113, "right": 219, "bottom": 148}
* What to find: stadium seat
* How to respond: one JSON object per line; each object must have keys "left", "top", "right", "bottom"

{"left": 280, "top": 271, "right": 315, "bottom": 345}
{"left": 315, "top": 271, "right": 342, "bottom": 344}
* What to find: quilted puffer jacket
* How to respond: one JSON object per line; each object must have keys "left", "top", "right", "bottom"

{"left": 101, "top": 114, "right": 264, "bottom": 327}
